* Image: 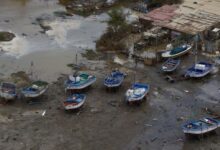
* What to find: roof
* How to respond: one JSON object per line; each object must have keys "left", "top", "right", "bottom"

{"left": 139, "top": 5, "right": 178, "bottom": 23}
{"left": 139, "top": 0, "right": 220, "bottom": 35}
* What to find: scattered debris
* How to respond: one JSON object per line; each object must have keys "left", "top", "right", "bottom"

{"left": 151, "top": 137, "right": 158, "bottom": 142}
{"left": 184, "top": 90, "right": 189, "bottom": 93}
{"left": 144, "top": 124, "right": 153, "bottom": 127}
{"left": 152, "top": 118, "right": 158, "bottom": 121}
{"left": 176, "top": 116, "right": 185, "bottom": 121}
{"left": 42, "top": 110, "right": 46, "bottom": 116}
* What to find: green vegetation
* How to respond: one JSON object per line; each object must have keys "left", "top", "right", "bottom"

{"left": 96, "top": 8, "right": 132, "bottom": 52}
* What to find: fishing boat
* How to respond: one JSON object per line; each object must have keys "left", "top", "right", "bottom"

{"left": 125, "top": 83, "right": 150, "bottom": 104}
{"left": 162, "top": 44, "right": 192, "bottom": 58}
{"left": 21, "top": 81, "right": 48, "bottom": 98}
{"left": 65, "top": 73, "right": 96, "bottom": 91}
{"left": 161, "top": 58, "right": 180, "bottom": 72}
{"left": 185, "top": 62, "right": 213, "bottom": 78}
{"left": 0, "top": 82, "right": 17, "bottom": 101}
{"left": 63, "top": 94, "right": 86, "bottom": 110}
{"left": 104, "top": 70, "right": 126, "bottom": 88}
{"left": 182, "top": 117, "right": 220, "bottom": 135}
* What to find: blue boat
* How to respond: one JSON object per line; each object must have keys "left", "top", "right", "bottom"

{"left": 185, "top": 62, "right": 213, "bottom": 78}
{"left": 125, "top": 83, "right": 150, "bottom": 103}
{"left": 161, "top": 58, "right": 180, "bottom": 72}
{"left": 0, "top": 82, "right": 17, "bottom": 101}
{"left": 21, "top": 81, "right": 48, "bottom": 98}
{"left": 162, "top": 44, "right": 192, "bottom": 58}
{"left": 182, "top": 117, "right": 220, "bottom": 135}
{"left": 65, "top": 73, "right": 96, "bottom": 91}
{"left": 63, "top": 94, "right": 86, "bottom": 110}
{"left": 104, "top": 70, "right": 126, "bottom": 88}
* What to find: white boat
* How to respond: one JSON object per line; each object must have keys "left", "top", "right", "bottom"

{"left": 182, "top": 117, "right": 220, "bottom": 135}
{"left": 21, "top": 81, "right": 48, "bottom": 98}
{"left": 125, "top": 83, "right": 150, "bottom": 103}
{"left": 0, "top": 82, "right": 17, "bottom": 101}
{"left": 162, "top": 44, "right": 192, "bottom": 58}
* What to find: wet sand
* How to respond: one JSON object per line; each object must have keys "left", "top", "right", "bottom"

{"left": 1, "top": 54, "right": 220, "bottom": 150}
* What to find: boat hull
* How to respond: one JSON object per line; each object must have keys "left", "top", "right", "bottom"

{"left": 65, "top": 77, "right": 96, "bottom": 90}
{"left": 125, "top": 83, "right": 150, "bottom": 103}
{"left": 0, "top": 92, "right": 16, "bottom": 100}
{"left": 64, "top": 100, "right": 85, "bottom": 110}
{"left": 63, "top": 94, "right": 86, "bottom": 110}
{"left": 0, "top": 82, "right": 17, "bottom": 101}
{"left": 161, "top": 58, "right": 180, "bottom": 72}
{"left": 22, "top": 86, "right": 48, "bottom": 98}
{"left": 104, "top": 71, "right": 126, "bottom": 88}
{"left": 182, "top": 117, "right": 220, "bottom": 135}
{"left": 185, "top": 62, "right": 213, "bottom": 78}
{"left": 162, "top": 45, "right": 191, "bottom": 58}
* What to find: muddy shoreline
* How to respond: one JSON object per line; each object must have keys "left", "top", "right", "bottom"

{"left": 1, "top": 53, "right": 220, "bottom": 150}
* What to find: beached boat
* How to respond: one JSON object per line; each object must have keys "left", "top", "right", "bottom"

{"left": 125, "top": 83, "right": 150, "bottom": 103}
{"left": 185, "top": 62, "right": 213, "bottom": 78}
{"left": 65, "top": 73, "right": 96, "bottom": 91}
{"left": 162, "top": 44, "right": 192, "bottom": 58}
{"left": 104, "top": 70, "right": 126, "bottom": 88}
{"left": 63, "top": 94, "right": 86, "bottom": 110}
{"left": 21, "top": 81, "right": 48, "bottom": 98}
{"left": 161, "top": 58, "right": 180, "bottom": 72}
{"left": 0, "top": 82, "right": 17, "bottom": 101}
{"left": 182, "top": 117, "right": 220, "bottom": 135}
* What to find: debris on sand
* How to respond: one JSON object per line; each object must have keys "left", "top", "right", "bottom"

{"left": 90, "top": 107, "right": 101, "bottom": 113}
{"left": 42, "top": 110, "right": 46, "bottom": 116}
{"left": 202, "top": 107, "right": 219, "bottom": 116}
{"left": 176, "top": 116, "right": 185, "bottom": 122}
{"left": 144, "top": 124, "right": 153, "bottom": 127}
{"left": 108, "top": 100, "right": 120, "bottom": 107}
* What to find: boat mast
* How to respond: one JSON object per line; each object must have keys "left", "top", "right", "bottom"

{"left": 194, "top": 33, "right": 198, "bottom": 65}
{"left": 30, "top": 61, "right": 34, "bottom": 81}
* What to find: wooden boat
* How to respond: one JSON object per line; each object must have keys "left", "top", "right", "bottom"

{"left": 185, "top": 62, "right": 213, "bottom": 78}
{"left": 0, "top": 82, "right": 17, "bottom": 101}
{"left": 63, "top": 94, "right": 86, "bottom": 110}
{"left": 161, "top": 58, "right": 180, "bottom": 72}
{"left": 162, "top": 44, "right": 192, "bottom": 58}
{"left": 21, "top": 81, "right": 48, "bottom": 98}
{"left": 125, "top": 83, "right": 150, "bottom": 103}
{"left": 65, "top": 73, "right": 96, "bottom": 91}
{"left": 182, "top": 117, "right": 220, "bottom": 135}
{"left": 104, "top": 70, "right": 126, "bottom": 88}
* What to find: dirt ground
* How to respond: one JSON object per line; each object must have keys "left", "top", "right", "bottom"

{"left": 0, "top": 53, "right": 220, "bottom": 150}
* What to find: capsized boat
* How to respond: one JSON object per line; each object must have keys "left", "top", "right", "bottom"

{"left": 104, "top": 70, "right": 126, "bottom": 88}
{"left": 65, "top": 73, "right": 96, "bottom": 90}
{"left": 182, "top": 117, "right": 220, "bottom": 135}
{"left": 0, "top": 82, "right": 17, "bottom": 100}
{"left": 63, "top": 94, "right": 86, "bottom": 110}
{"left": 162, "top": 44, "right": 192, "bottom": 58}
{"left": 125, "top": 83, "right": 150, "bottom": 103}
{"left": 21, "top": 81, "right": 48, "bottom": 98}
{"left": 185, "top": 62, "right": 213, "bottom": 78}
{"left": 161, "top": 58, "right": 180, "bottom": 72}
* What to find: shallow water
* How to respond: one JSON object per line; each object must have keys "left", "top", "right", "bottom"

{"left": 0, "top": 0, "right": 108, "bottom": 81}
